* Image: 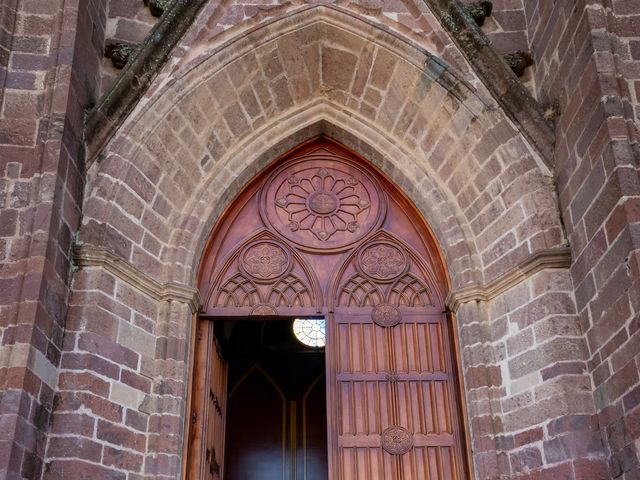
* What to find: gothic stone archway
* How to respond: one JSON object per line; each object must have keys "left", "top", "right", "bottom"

{"left": 186, "top": 138, "right": 471, "bottom": 479}
{"left": 46, "top": 6, "right": 601, "bottom": 480}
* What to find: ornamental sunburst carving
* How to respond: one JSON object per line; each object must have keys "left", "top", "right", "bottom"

{"left": 274, "top": 168, "right": 371, "bottom": 242}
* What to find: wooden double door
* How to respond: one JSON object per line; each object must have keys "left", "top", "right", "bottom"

{"left": 187, "top": 138, "right": 469, "bottom": 479}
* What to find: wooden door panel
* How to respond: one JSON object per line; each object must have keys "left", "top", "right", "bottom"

{"left": 339, "top": 448, "right": 396, "bottom": 480}
{"left": 338, "top": 381, "right": 393, "bottom": 435}
{"left": 187, "top": 320, "right": 228, "bottom": 480}
{"left": 331, "top": 308, "right": 463, "bottom": 479}
{"left": 402, "top": 447, "right": 460, "bottom": 480}
{"left": 336, "top": 323, "right": 391, "bottom": 373}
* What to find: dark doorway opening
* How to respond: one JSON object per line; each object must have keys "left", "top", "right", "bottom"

{"left": 215, "top": 319, "right": 328, "bottom": 480}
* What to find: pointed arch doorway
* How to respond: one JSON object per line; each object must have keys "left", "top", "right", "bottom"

{"left": 185, "top": 137, "right": 471, "bottom": 479}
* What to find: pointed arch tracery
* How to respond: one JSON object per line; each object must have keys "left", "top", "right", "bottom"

{"left": 199, "top": 139, "right": 448, "bottom": 316}
{"left": 194, "top": 138, "right": 468, "bottom": 480}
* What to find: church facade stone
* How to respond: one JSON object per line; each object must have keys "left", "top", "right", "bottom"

{"left": 0, "top": 1, "right": 638, "bottom": 479}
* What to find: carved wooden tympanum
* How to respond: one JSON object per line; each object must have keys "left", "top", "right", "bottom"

{"left": 189, "top": 138, "right": 469, "bottom": 479}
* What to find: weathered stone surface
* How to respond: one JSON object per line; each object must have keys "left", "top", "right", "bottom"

{"left": 2, "top": 0, "right": 639, "bottom": 478}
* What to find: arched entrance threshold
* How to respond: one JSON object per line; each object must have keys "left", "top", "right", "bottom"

{"left": 186, "top": 137, "right": 471, "bottom": 479}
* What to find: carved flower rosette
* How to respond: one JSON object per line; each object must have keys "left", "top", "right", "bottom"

{"left": 372, "top": 303, "right": 402, "bottom": 327}
{"left": 357, "top": 241, "right": 409, "bottom": 283}
{"left": 260, "top": 158, "right": 385, "bottom": 252}
{"left": 239, "top": 241, "right": 292, "bottom": 283}
{"left": 381, "top": 426, "right": 414, "bottom": 455}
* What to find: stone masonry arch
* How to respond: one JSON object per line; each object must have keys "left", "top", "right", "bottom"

{"left": 82, "top": 6, "right": 560, "bottom": 289}
{"left": 43, "top": 5, "right": 605, "bottom": 479}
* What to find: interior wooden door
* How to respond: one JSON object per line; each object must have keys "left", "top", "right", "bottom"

{"left": 191, "top": 137, "right": 470, "bottom": 480}
{"left": 187, "top": 319, "right": 228, "bottom": 480}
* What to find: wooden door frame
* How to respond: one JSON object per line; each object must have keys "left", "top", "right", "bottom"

{"left": 184, "top": 136, "right": 475, "bottom": 479}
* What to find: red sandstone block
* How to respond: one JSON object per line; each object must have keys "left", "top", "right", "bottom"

{"left": 3, "top": 366, "right": 41, "bottom": 396}
{"left": 102, "top": 445, "right": 143, "bottom": 472}
{"left": 509, "top": 292, "right": 577, "bottom": 330}
{"left": 605, "top": 361, "right": 639, "bottom": 403}
{"left": 55, "top": 391, "right": 122, "bottom": 423}
{"left": 124, "top": 409, "right": 148, "bottom": 432}
{"left": 492, "top": 10, "right": 527, "bottom": 31}
{"left": 540, "top": 361, "right": 587, "bottom": 381}
{"left": 97, "top": 420, "right": 146, "bottom": 452}
{"left": 514, "top": 427, "right": 544, "bottom": 448}
{"left": 466, "top": 365, "right": 502, "bottom": 389}
{"left": 0, "top": 209, "right": 19, "bottom": 237}
{"left": 147, "top": 433, "right": 180, "bottom": 454}
{"left": 600, "top": 330, "right": 630, "bottom": 364}
{"left": 77, "top": 332, "right": 138, "bottom": 370}
{"left": 509, "top": 338, "right": 587, "bottom": 378}
{"left": 144, "top": 453, "right": 180, "bottom": 476}
{"left": 120, "top": 369, "right": 151, "bottom": 394}
{"left": 58, "top": 371, "right": 110, "bottom": 397}
{"left": 153, "top": 378, "right": 184, "bottom": 397}
{"left": 49, "top": 412, "right": 95, "bottom": 435}
{"left": 510, "top": 446, "right": 543, "bottom": 473}
{"left": 46, "top": 436, "right": 102, "bottom": 463}
{"left": 43, "top": 459, "right": 126, "bottom": 480}
{"left": 611, "top": 328, "right": 640, "bottom": 372}
{"left": 148, "top": 414, "right": 181, "bottom": 435}
{"left": 60, "top": 352, "right": 120, "bottom": 380}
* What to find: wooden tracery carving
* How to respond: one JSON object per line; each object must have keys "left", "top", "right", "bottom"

{"left": 215, "top": 273, "right": 261, "bottom": 308}
{"left": 332, "top": 232, "right": 438, "bottom": 312}
{"left": 336, "top": 273, "right": 384, "bottom": 307}
{"left": 207, "top": 235, "right": 318, "bottom": 315}
{"left": 239, "top": 241, "right": 291, "bottom": 281}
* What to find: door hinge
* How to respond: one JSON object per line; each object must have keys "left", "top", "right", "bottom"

{"left": 191, "top": 412, "right": 197, "bottom": 424}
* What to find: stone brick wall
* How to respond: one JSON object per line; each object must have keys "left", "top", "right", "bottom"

{"left": 1, "top": 0, "right": 638, "bottom": 479}
{"left": 522, "top": 1, "right": 640, "bottom": 478}
{"left": 57, "top": 4, "right": 599, "bottom": 479}
{"left": 0, "top": 0, "right": 106, "bottom": 477}
{"left": 43, "top": 260, "right": 195, "bottom": 479}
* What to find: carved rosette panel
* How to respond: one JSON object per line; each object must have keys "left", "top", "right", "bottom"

{"left": 357, "top": 241, "right": 408, "bottom": 282}
{"left": 239, "top": 241, "right": 291, "bottom": 282}
{"left": 260, "top": 159, "right": 385, "bottom": 252}
{"left": 372, "top": 303, "right": 402, "bottom": 327}
{"left": 381, "top": 426, "right": 414, "bottom": 455}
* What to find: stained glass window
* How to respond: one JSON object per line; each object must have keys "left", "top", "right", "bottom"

{"left": 293, "top": 318, "right": 325, "bottom": 348}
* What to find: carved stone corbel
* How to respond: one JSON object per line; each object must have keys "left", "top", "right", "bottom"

{"left": 105, "top": 42, "right": 137, "bottom": 69}
{"left": 464, "top": 1, "right": 492, "bottom": 26}
{"left": 503, "top": 51, "right": 533, "bottom": 77}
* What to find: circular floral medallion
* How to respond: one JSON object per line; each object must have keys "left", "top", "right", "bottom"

{"left": 240, "top": 241, "right": 291, "bottom": 281}
{"left": 250, "top": 304, "right": 278, "bottom": 316}
{"left": 260, "top": 158, "right": 385, "bottom": 252}
{"left": 381, "top": 426, "right": 414, "bottom": 455}
{"left": 358, "top": 242, "right": 408, "bottom": 282}
{"left": 372, "top": 303, "right": 402, "bottom": 327}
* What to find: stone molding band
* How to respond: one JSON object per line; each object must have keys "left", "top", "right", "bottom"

{"left": 74, "top": 245, "right": 570, "bottom": 314}
{"left": 73, "top": 244, "right": 202, "bottom": 313}
{"left": 445, "top": 247, "right": 572, "bottom": 312}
